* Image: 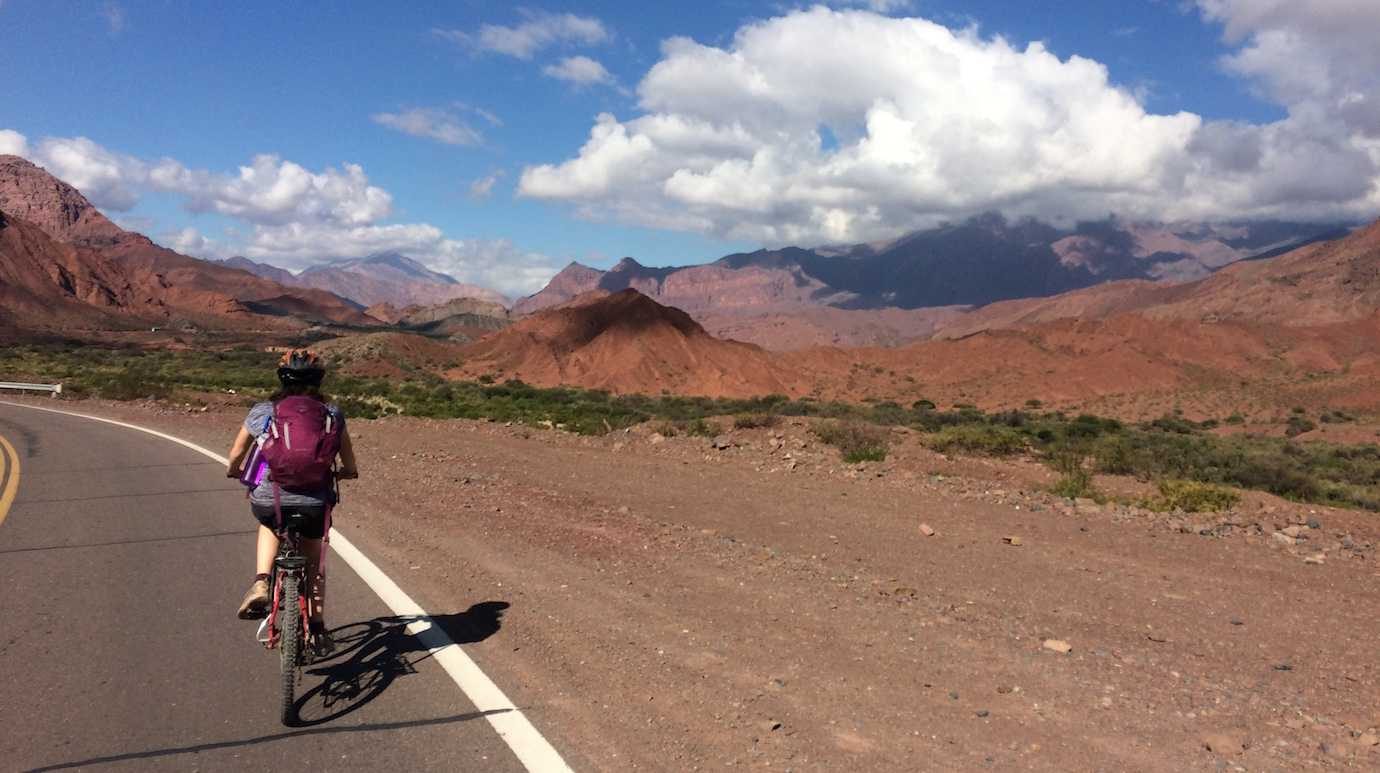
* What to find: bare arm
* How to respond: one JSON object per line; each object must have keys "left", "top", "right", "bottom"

{"left": 226, "top": 426, "right": 253, "bottom": 478}
{"left": 337, "top": 427, "right": 359, "bottom": 478}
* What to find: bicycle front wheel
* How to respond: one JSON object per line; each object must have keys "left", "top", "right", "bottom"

{"left": 278, "top": 572, "right": 301, "bottom": 725}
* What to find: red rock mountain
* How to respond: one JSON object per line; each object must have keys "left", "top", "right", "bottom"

{"left": 937, "top": 220, "right": 1380, "bottom": 338}
{"left": 455, "top": 289, "right": 805, "bottom": 398}
{"left": 457, "top": 224, "right": 1380, "bottom": 415}
{"left": 512, "top": 217, "right": 1343, "bottom": 350}
{"left": 0, "top": 154, "right": 373, "bottom": 330}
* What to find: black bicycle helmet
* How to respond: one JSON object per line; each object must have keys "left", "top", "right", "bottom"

{"left": 276, "top": 349, "right": 325, "bottom": 386}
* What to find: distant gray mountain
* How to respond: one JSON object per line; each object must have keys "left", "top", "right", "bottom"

{"left": 217, "top": 251, "right": 508, "bottom": 309}
{"left": 515, "top": 214, "right": 1349, "bottom": 314}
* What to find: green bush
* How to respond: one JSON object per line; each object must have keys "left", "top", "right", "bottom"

{"left": 1143, "top": 480, "right": 1240, "bottom": 513}
{"left": 1048, "top": 447, "right": 1099, "bottom": 499}
{"left": 814, "top": 420, "right": 889, "bottom": 463}
{"left": 926, "top": 424, "right": 1026, "bottom": 457}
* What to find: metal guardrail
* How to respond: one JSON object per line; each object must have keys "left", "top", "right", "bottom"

{"left": 0, "top": 382, "right": 63, "bottom": 396}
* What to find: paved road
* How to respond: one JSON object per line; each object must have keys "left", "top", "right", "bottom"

{"left": 0, "top": 404, "right": 527, "bottom": 772}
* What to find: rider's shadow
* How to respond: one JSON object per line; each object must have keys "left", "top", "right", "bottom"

{"left": 290, "top": 600, "right": 509, "bottom": 727}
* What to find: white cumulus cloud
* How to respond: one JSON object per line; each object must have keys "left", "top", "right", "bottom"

{"left": 0, "top": 129, "right": 28, "bottom": 156}
{"left": 542, "top": 56, "right": 615, "bottom": 87}
{"left": 148, "top": 154, "right": 393, "bottom": 227}
{"left": 518, "top": 7, "right": 1380, "bottom": 245}
{"left": 435, "top": 11, "right": 610, "bottom": 60}
{"left": 372, "top": 107, "right": 485, "bottom": 146}
{"left": 33, "top": 135, "right": 147, "bottom": 211}
{"left": 0, "top": 129, "right": 560, "bottom": 294}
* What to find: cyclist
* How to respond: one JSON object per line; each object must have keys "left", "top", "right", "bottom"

{"left": 225, "top": 349, "right": 358, "bottom": 655}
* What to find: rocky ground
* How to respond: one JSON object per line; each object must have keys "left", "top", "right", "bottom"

{"left": 18, "top": 395, "right": 1380, "bottom": 771}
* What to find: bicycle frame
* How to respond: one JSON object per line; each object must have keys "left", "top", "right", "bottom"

{"left": 264, "top": 529, "right": 310, "bottom": 653}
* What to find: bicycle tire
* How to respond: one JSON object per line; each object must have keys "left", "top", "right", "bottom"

{"left": 278, "top": 572, "right": 301, "bottom": 725}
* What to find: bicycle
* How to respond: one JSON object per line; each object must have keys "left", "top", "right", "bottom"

{"left": 255, "top": 509, "right": 317, "bottom": 725}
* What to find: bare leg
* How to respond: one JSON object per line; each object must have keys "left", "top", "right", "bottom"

{"left": 255, "top": 524, "right": 279, "bottom": 575}
{"left": 300, "top": 537, "right": 325, "bottom": 624}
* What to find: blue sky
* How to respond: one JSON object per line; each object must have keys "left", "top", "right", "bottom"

{"left": 1, "top": 1, "right": 1376, "bottom": 296}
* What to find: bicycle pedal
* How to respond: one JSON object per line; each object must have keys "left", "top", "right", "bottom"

{"left": 255, "top": 618, "right": 270, "bottom": 643}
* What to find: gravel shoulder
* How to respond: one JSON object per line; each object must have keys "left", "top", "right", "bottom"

{"left": 21, "top": 396, "right": 1380, "bottom": 771}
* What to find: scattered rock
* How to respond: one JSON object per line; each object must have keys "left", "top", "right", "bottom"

{"left": 1358, "top": 733, "right": 1379, "bottom": 747}
{"left": 1271, "top": 532, "right": 1296, "bottom": 546}
{"left": 975, "top": 710, "right": 990, "bottom": 718}
{"left": 649, "top": 433, "right": 666, "bottom": 445}
{"left": 1202, "top": 731, "right": 1246, "bottom": 755}
{"left": 1004, "top": 536, "right": 1023, "bottom": 547}
{"left": 1303, "top": 553, "right": 1326, "bottom": 565}
{"left": 996, "top": 685, "right": 1014, "bottom": 694}
{"left": 919, "top": 523, "right": 936, "bottom": 537}
{"left": 711, "top": 435, "right": 734, "bottom": 450}
{"left": 1282, "top": 525, "right": 1307, "bottom": 538}
{"left": 1043, "top": 639, "right": 1073, "bottom": 654}
{"left": 1308, "top": 517, "right": 1322, "bottom": 529}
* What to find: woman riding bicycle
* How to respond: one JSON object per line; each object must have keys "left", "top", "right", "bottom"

{"left": 225, "top": 349, "right": 358, "bottom": 655}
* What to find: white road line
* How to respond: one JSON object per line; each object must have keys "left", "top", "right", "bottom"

{"left": 0, "top": 400, "right": 574, "bottom": 773}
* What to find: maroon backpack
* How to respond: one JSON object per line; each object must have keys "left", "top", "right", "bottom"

{"left": 260, "top": 395, "right": 341, "bottom": 492}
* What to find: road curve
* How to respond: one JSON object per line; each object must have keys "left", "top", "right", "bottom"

{"left": 0, "top": 403, "right": 528, "bottom": 772}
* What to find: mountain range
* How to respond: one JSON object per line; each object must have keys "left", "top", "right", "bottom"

{"left": 217, "top": 252, "right": 508, "bottom": 310}
{"left": 0, "top": 154, "right": 372, "bottom": 331}
{"left": 513, "top": 215, "right": 1346, "bottom": 348}
{"left": 459, "top": 220, "right": 1380, "bottom": 415}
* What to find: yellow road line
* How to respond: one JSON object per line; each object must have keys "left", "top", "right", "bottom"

{"left": 0, "top": 432, "right": 19, "bottom": 528}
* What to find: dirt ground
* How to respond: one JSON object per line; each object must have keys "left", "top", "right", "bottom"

{"left": 18, "top": 396, "right": 1380, "bottom": 771}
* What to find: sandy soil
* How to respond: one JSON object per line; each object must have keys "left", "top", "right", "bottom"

{"left": 19, "top": 396, "right": 1380, "bottom": 771}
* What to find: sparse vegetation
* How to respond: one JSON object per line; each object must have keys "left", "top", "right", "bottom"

{"left": 733, "top": 413, "right": 781, "bottom": 430}
{"left": 813, "top": 420, "right": 889, "bottom": 464}
{"left": 1048, "top": 447, "right": 1100, "bottom": 500}
{"left": 8, "top": 342, "right": 1380, "bottom": 511}
{"left": 1141, "top": 480, "right": 1240, "bottom": 513}
{"left": 1285, "top": 415, "right": 1317, "bottom": 437}
{"left": 925, "top": 424, "right": 1026, "bottom": 457}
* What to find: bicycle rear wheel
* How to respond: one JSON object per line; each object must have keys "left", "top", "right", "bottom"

{"left": 278, "top": 572, "right": 301, "bottom": 725}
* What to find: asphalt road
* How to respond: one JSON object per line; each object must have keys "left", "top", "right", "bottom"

{"left": 0, "top": 403, "right": 528, "bottom": 772}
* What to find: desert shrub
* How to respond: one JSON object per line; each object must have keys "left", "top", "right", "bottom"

{"left": 651, "top": 421, "right": 679, "bottom": 437}
{"left": 912, "top": 399, "right": 936, "bottom": 411}
{"left": 1285, "top": 415, "right": 1317, "bottom": 437}
{"left": 925, "top": 424, "right": 1026, "bottom": 457}
{"left": 1025, "top": 399, "right": 1043, "bottom": 409}
{"left": 1146, "top": 414, "right": 1199, "bottom": 435}
{"left": 683, "top": 418, "right": 720, "bottom": 437}
{"left": 1091, "top": 435, "right": 1138, "bottom": 475}
{"left": 1048, "top": 447, "right": 1099, "bottom": 499}
{"left": 814, "top": 420, "right": 889, "bottom": 463}
{"left": 733, "top": 413, "right": 780, "bottom": 430}
{"left": 1142, "top": 480, "right": 1240, "bottom": 513}
{"left": 1225, "top": 413, "right": 1245, "bottom": 425}
{"left": 1320, "top": 410, "right": 1356, "bottom": 424}
{"left": 869, "top": 401, "right": 909, "bottom": 425}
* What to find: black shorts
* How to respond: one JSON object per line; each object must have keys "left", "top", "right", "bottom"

{"left": 250, "top": 503, "right": 328, "bottom": 539}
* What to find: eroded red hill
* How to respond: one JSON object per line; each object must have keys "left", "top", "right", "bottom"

{"left": 455, "top": 289, "right": 806, "bottom": 398}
